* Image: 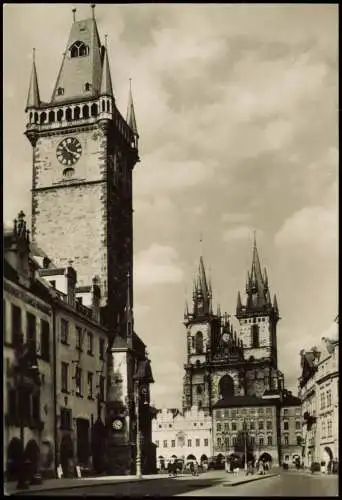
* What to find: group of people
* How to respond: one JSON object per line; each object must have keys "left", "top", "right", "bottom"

{"left": 167, "top": 459, "right": 201, "bottom": 477}
{"left": 225, "top": 458, "right": 271, "bottom": 476}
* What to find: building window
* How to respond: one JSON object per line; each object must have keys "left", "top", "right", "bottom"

{"left": 11, "top": 304, "right": 22, "bottom": 344}
{"left": 232, "top": 437, "right": 237, "bottom": 446}
{"left": 217, "top": 438, "right": 222, "bottom": 447}
{"left": 266, "top": 408, "right": 272, "bottom": 416}
{"left": 163, "top": 440, "right": 167, "bottom": 448}
{"left": 321, "top": 420, "right": 326, "bottom": 437}
{"left": 171, "top": 440, "right": 176, "bottom": 448}
{"left": 267, "top": 435, "right": 272, "bottom": 446}
{"left": 196, "top": 439, "right": 200, "bottom": 447}
{"left": 61, "top": 319, "right": 69, "bottom": 344}
{"left": 87, "top": 332, "right": 93, "bottom": 355}
{"left": 217, "top": 423, "right": 222, "bottom": 432}
{"left": 231, "top": 409, "right": 237, "bottom": 418}
{"left": 320, "top": 391, "right": 326, "bottom": 410}
{"left": 84, "top": 82, "right": 92, "bottom": 91}
{"left": 60, "top": 408, "right": 72, "bottom": 430}
{"left": 251, "top": 324, "right": 259, "bottom": 348}
{"left": 283, "top": 408, "right": 289, "bottom": 416}
{"left": 76, "top": 326, "right": 83, "bottom": 350}
{"left": 284, "top": 435, "right": 289, "bottom": 446}
{"left": 258, "top": 420, "right": 264, "bottom": 430}
{"left": 224, "top": 422, "right": 229, "bottom": 432}
{"left": 266, "top": 420, "right": 272, "bottom": 430}
{"left": 259, "top": 437, "right": 264, "bottom": 447}
{"left": 296, "top": 435, "right": 302, "bottom": 445}
{"left": 26, "top": 312, "right": 37, "bottom": 350}
{"left": 327, "top": 419, "right": 332, "bottom": 437}
{"left": 295, "top": 407, "right": 301, "bottom": 416}
{"left": 99, "top": 338, "right": 105, "bottom": 360}
{"left": 283, "top": 421, "right": 289, "bottom": 431}
{"left": 295, "top": 420, "right": 301, "bottom": 430}
{"left": 195, "top": 331, "right": 204, "bottom": 354}
{"left": 250, "top": 420, "right": 255, "bottom": 430}
{"left": 61, "top": 362, "right": 69, "bottom": 393}
{"left": 155, "top": 440, "right": 159, "bottom": 448}
{"left": 250, "top": 436, "right": 255, "bottom": 446}
{"left": 87, "top": 372, "right": 93, "bottom": 399}
{"left": 70, "top": 40, "right": 89, "bottom": 58}
{"left": 187, "top": 439, "right": 192, "bottom": 447}
{"left": 40, "top": 319, "right": 50, "bottom": 361}
{"left": 57, "top": 87, "right": 64, "bottom": 96}
{"left": 204, "top": 439, "right": 208, "bottom": 447}
{"left": 258, "top": 408, "right": 264, "bottom": 415}
{"left": 99, "top": 375, "right": 105, "bottom": 401}
{"left": 326, "top": 389, "right": 332, "bottom": 408}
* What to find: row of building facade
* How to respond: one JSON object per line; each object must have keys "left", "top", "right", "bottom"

{"left": 299, "top": 317, "right": 339, "bottom": 468}
{"left": 4, "top": 213, "right": 156, "bottom": 480}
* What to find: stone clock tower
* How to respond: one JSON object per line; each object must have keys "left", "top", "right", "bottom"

{"left": 25, "top": 6, "right": 155, "bottom": 475}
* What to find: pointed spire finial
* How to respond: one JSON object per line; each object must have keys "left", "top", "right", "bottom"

{"left": 105, "top": 34, "right": 108, "bottom": 48}
{"left": 127, "top": 79, "right": 138, "bottom": 136}
{"left": 72, "top": 8, "right": 76, "bottom": 22}
{"left": 33, "top": 48, "right": 36, "bottom": 61}
{"left": 253, "top": 229, "right": 257, "bottom": 248}
{"left": 91, "top": 3, "right": 96, "bottom": 18}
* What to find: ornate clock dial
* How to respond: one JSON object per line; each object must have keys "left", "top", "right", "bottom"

{"left": 56, "top": 137, "right": 82, "bottom": 166}
{"left": 112, "top": 419, "right": 123, "bottom": 431}
{"left": 222, "top": 333, "right": 230, "bottom": 343}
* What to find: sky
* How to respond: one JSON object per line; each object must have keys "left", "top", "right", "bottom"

{"left": 3, "top": 4, "right": 338, "bottom": 408}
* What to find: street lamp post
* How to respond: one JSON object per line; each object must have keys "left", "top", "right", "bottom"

{"left": 134, "top": 379, "right": 142, "bottom": 479}
{"left": 243, "top": 419, "right": 248, "bottom": 472}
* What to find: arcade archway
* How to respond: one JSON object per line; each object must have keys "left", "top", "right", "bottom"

{"left": 23, "top": 439, "right": 40, "bottom": 478}
{"left": 60, "top": 434, "right": 74, "bottom": 477}
{"left": 6, "top": 437, "right": 23, "bottom": 480}
{"left": 259, "top": 452, "right": 272, "bottom": 464}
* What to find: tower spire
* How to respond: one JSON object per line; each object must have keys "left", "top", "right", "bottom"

{"left": 100, "top": 35, "right": 114, "bottom": 97}
{"left": 72, "top": 8, "right": 76, "bottom": 22}
{"left": 125, "top": 270, "right": 133, "bottom": 337}
{"left": 126, "top": 79, "right": 138, "bottom": 136}
{"left": 26, "top": 48, "right": 40, "bottom": 111}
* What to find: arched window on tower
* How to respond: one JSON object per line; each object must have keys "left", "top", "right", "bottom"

{"left": 195, "top": 331, "right": 203, "bottom": 354}
{"left": 69, "top": 41, "right": 89, "bottom": 58}
{"left": 251, "top": 324, "right": 259, "bottom": 348}
{"left": 218, "top": 375, "right": 234, "bottom": 399}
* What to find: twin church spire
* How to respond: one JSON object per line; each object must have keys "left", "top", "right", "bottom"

{"left": 25, "top": 5, "right": 137, "bottom": 135}
{"left": 185, "top": 233, "right": 279, "bottom": 323}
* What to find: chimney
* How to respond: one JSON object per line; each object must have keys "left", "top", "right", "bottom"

{"left": 91, "top": 275, "right": 101, "bottom": 322}
{"left": 65, "top": 261, "right": 77, "bottom": 306}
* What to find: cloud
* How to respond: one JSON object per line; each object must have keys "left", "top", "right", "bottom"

{"left": 275, "top": 205, "right": 337, "bottom": 257}
{"left": 134, "top": 244, "right": 184, "bottom": 287}
{"left": 221, "top": 212, "right": 251, "bottom": 224}
{"left": 223, "top": 225, "right": 264, "bottom": 243}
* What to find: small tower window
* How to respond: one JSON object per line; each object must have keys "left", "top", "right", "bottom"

{"left": 251, "top": 324, "right": 259, "bottom": 348}
{"left": 70, "top": 41, "right": 89, "bottom": 58}
{"left": 195, "top": 331, "right": 203, "bottom": 354}
{"left": 84, "top": 82, "right": 92, "bottom": 92}
{"left": 57, "top": 87, "right": 64, "bottom": 96}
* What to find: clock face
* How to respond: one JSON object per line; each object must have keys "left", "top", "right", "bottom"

{"left": 222, "top": 333, "right": 230, "bottom": 343}
{"left": 56, "top": 137, "right": 82, "bottom": 166}
{"left": 112, "top": 419, "right": 123, "bottom": 431}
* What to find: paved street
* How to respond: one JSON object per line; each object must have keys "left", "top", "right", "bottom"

{"left": 13, "top": 470, "right": 338, "bottom": 497}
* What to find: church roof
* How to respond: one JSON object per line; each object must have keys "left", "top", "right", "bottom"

{"left": 51, "top": 16, "right": 103, "bottom": 104}
{"left": 213, "top": 395, "right": 278, "bottom": 408}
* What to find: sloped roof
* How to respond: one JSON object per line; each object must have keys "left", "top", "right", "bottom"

{"left": 51, "top": 17, "right": 103, "bottom": 104}
{"left": 213, "top": 395, "right": 277, "bottom": 408}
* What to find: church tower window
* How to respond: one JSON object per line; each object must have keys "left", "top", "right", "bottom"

{"left": 57, "top": 87, "right": 64, "bottom": 96}
{"left": 195, "top": 331, "right": 203, "bottom": 354}
{"left": 218, "top": 375, "right": 234, "bottom": 399}
{"left": 70, "top": 41, "right": 89, "bottom": 58}
{"left": 251, "top": 324, "right": 259, "bottom": 348}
